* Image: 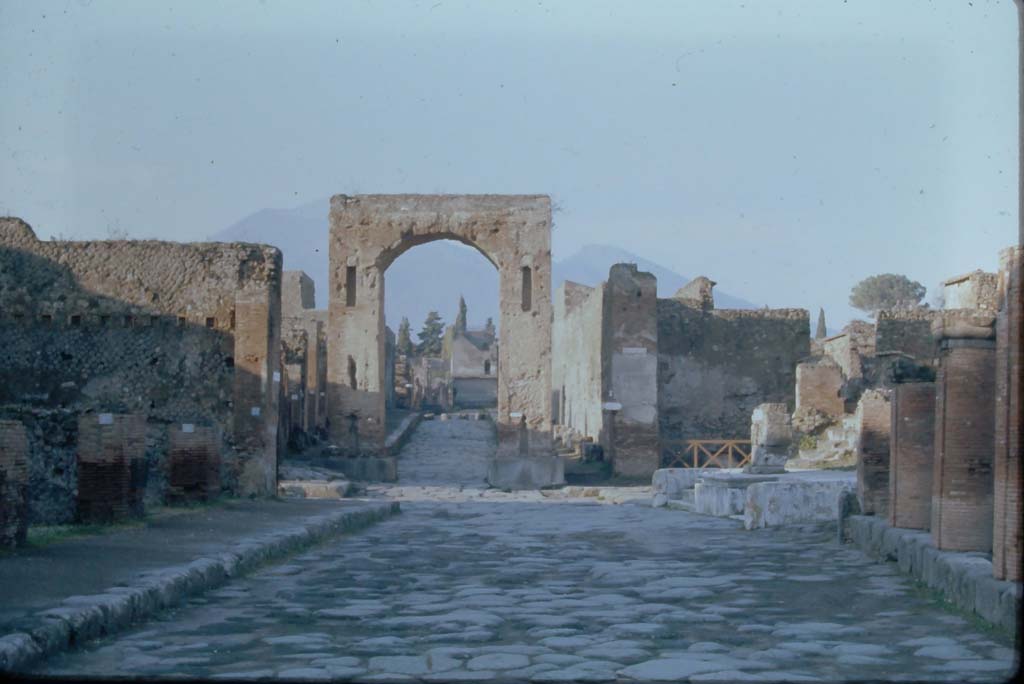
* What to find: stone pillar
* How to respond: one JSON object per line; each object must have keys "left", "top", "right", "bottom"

{"left": 604, "top": 264, "right": 660, "bottom": 478}
{"left": 994, "top": 246, "right": 1023, "bottom": 580}
{"left": 745, "top": 403, "right": 792, "bottom": 474}
{"left": 76, "top": 413, "right": 147, "bottom": 523}
{"left": 931, "top": 312, "right": 997, "bottom": 552}
{"left": 0, "top": 420, "right": 30, "bottom": 548}
{"left": 888, "top": 382, "right": 935, "bottom": 530}
{"left": 855, "top": 389, "right": 892, "bottom": 516}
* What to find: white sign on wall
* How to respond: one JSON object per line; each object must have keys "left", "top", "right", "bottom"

{"left": 251, "top": 406, "right": 261, "bottom": 417}
{"left": 182, "top": 423, "right": 195, "bottom": 433}
{"left": 98, "top": 413, "right": 114, "bottom": 425}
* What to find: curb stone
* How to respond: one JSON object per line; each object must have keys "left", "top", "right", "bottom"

{"left": 0, "top": 501, "right": 400, "bottom": 673}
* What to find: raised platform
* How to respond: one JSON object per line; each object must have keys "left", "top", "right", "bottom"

{"left": 486, "top": 454, "right": 565, "bottom": 490}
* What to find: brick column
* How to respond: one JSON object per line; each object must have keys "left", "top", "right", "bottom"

{"left": 76, "top": 413, "right": 147, "bottom": 523}
{"left": 994, "top": 246, "right": 1023, "bottom": 579}
{"left": 931, "top": 312, "right": 997, "bottom": 552}
{"left": 167, "top": 424, "right": 221, "bottom": 503}
{"left": 855, "top": 389, "right": 892, "bottom": 516}
{"left": 888, "top": 382, "right": 935, "bottom": 529}
{"left": 0, "top": 420, "right": 30, "bottom": 548}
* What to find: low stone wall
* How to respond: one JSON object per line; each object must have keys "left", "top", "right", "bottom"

{"left": 845, "top": 515, "right": 1021, "bottom": 635}
{"left": 744, "top": 478, "right": 853, "bottom": 530}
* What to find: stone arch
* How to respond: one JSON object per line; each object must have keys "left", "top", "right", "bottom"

{"left": 327, "top": 194, "right": 554, "bottom": 470}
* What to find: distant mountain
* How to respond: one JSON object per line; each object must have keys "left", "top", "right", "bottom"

{"left": 213, "top": 198, "right": 759, "bottom": 330}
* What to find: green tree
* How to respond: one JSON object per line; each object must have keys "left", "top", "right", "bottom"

{"left": 417, "top": 311, "right": 445, "bottom": 356}
{"left": 454, "top": 295, "right": 468, "bottom": 333}
{"left": 815, "top": 308, "right": 827, "bottom": 339}
{"left": 849, "top": 274, "right": 926, "bottom": 318}
{"left": 396, "top": 317, "right": 414, "bottom": 356}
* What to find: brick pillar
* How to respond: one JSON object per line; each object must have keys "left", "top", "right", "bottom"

{"left": 166, "top": 424, "right": 221, "bottom": 503}
{"left": 888, "top": 382, "right": 935, "bottom": 529}
{"left": 232, "top": 289, "right": 280, "bottom": 496}
{"left": 0, "top": 420, "right": 30, "bottom": 548}
{"left": 994, "top": 246, "right": 1023, "bottom": 580}
{"left": 76, "top": 413, "right": 147, "bottom": 523}
{"left": 855, "top": 389, "right": 892, "bottom": 516}
{"left": 931, "top": 312, "right": 997, "bottom": 552}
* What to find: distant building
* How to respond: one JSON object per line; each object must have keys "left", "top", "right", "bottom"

{"left": 449, "top": 328, "right": 498, "bottom": 408}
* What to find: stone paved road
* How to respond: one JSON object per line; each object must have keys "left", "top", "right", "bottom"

{"left": 35, "top": 419, "right": 1018, "bottom": 682}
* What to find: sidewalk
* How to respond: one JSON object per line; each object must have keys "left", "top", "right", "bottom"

{"left": 0, "top": 497, "right": 398, "bottom": 671}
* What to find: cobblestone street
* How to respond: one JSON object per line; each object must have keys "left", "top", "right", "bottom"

{"left": 36, "top": 419, "right": 1017, "bottom": 681}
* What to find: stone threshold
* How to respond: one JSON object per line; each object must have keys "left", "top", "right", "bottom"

{"left": 0, "top": 501, "right": 400, "bottom": 673}
{"left": 385, "top": 412, "right": 424, "bottom": 454}
{"left": 843, "top": 515, "right": 1021, "bottom": 636}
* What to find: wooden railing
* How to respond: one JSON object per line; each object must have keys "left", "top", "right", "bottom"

{"left": 661, "top": 439, "right": 752, "bottom": 469}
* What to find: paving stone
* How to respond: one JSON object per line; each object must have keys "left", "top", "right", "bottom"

{"left": 466, "top": 653, "right": 530, "bottom": 670}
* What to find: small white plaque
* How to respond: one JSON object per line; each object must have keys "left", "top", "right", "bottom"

{"left": 291, "top": 394, "right": 298, "bottom": 401}
{"left": 182, "top": 423, "right": 195, "bottom": 433}
{"left": 273, "top": 371, "right": 281, "bottom": 382}
{"left": 98, "top": 413, "right": 114, "bottom": 425}
{"left": 622, "top": 347, "right": 647, "bottom": 355}
{"left": 602, "top": 402, "right": 623, "bottom": 411}
{"left": 509, "top": 412, "right": 523, "bottom": 419}
{"left": 250, "top": 406, "right": 261, "bottom": 417}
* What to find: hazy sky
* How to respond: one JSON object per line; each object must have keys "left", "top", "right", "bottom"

{"left": 1, "top": 0, "right": 1018, "bottom": 326}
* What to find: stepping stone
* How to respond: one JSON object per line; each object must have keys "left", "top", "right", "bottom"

{"left": 467, "top": 653, "right": 531, "bottom": 670}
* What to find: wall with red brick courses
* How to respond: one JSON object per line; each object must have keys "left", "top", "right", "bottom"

{"left": 888, "top": 382, "right": 935, "bottom": 530}
{"left": 856, "top": 389, "right": 892, "bottom": 516}
{"left": 932, "top": 334, "right": 997, "bottom": 552}
{"left": 75, "top": 413, "right": 147, "bottom": 523}
{"left": 993, "top": 246, "right": 1023, "bottom": 580}
{"left": 0, "top": 420, "right": 30, "bottom": 547}
{"left": 166, "top": 424, "right": 221, "bottom": 503}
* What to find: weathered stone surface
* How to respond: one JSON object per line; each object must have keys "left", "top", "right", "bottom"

{"left": 746, "top": 403, "right": 792, "bottom": 474}
{"left": 328, "top": 195, "right": 554, "bottom": 466}
{"left": 743, "top": 476, "right": 854, "bottom": 530}
{"left": 888, "top": 382, "right": 934, "bottom": 530}
{"left": 854, "top": 389, "right": 891, "bottom": 516}
{"left": 0, "top": 420, "right": 30, "bottom": 547}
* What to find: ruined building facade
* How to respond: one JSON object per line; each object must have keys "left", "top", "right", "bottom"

{"left": 553, "top": 264, "right": 809, "bottom": 478}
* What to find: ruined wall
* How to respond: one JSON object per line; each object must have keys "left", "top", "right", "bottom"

{"left": 657, "top": 303, "right": 809, "bottom": 451}
{"left": 551, "top": 281, "right": 604, "bottom": 446}
{"left": 875, "top": 309, "right": 939, "bottom": 363}
{"left": 943, "top": 270, "right": 999, "bottom": 311}
{"left": 855, "top": 389, "right": 892, "bottom": 517}
{"left": 328, "top": 194, "right": 554, "bottom": 460}
{"left": 795, "top": 356, "right": 845, "bottom": 418}
{"left": 603, "top": 264, "right": 659, "bottom": 477}
{"left": 0, "top": 217, "right": 282, "bottom": 499}
{"left": 282, "top": 271, "right": 315, "bottom": 313}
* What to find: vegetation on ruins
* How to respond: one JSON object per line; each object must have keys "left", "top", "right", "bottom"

{"left": 849, "top": 273, "right": 926, "bottom": 317}
{"left": 417, "top": 310, "right": 445, "bottom": 356}
{"left": 396, "top": 317, "right": 414, "bottom": 357}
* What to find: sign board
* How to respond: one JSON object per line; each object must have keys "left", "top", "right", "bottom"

{"left": 250, "top": 406, "right": 261, "bottom": 417}
{"left": 182, "top": 423, "right": 195, "bottom": 433}
{"left": 98, "top": 413, "right": 114, "bottom": 425}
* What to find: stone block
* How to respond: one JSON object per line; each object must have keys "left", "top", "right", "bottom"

{"left": 746, "top": 403, "right": 792, "bottom": 474}
{"left": 744, "top": 477, "right": 854, "bottom": 530}
{"left": 486, "top": 454, "right": 565, "bottom": 490}
{"left": 651, "top": 468, "right": 701, "bottom": 499}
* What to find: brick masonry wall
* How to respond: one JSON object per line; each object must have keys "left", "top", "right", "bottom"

{"left": 856, "top": 389, "right": 892, "bottom": 517}
{"left": 795, "top": 357, "right": 845, "bottom": 417}
{"left": 932, "top": 339, "right": 997, "bottom": 552}
{"left": 888, "top": 382, "right": 935, "bottom": 530}
{"left": 75, "top": 413, "right": 147, "bottom": 523}
{"left": 0, "top": 217, "right": 283, "bottom": 498}
{"left": 0, "top": 420, "right": 30, "bottom": 547}
{"left": 994, "top": 246, "right": 1022, "bottom": 580}
{"left": 657, "top": 303, "right": 809, "bottom": 451}
{"left": 166, "top": 424, "right": 221, "bottom": 503}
